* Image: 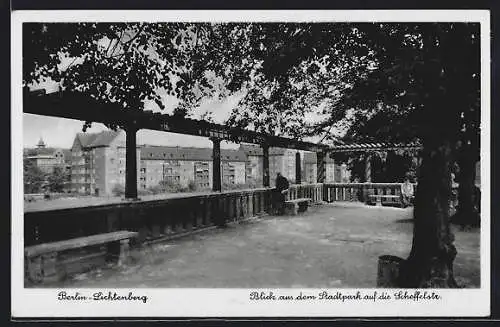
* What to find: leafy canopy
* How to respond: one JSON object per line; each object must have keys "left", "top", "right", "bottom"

{"left": 24, "top": 22, "right": 479, "bottom": 148}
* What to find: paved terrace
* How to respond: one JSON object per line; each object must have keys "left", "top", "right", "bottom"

{"left": 43, "top": 202, "right": 480, "bottom": 288}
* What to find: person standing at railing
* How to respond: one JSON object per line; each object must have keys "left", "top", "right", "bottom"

{"left": 274, "top": 172, "right": 290, "bottom": 214}
{"left": 401, "top": 176, "right": 414, "bottom": 208}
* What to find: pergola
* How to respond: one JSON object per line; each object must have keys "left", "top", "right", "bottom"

{"left": 24, "top": 89, "right": 421, "bottom": 198}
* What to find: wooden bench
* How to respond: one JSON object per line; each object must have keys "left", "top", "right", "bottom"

{"left": 25, "top": 230, "right": 138, "bottom": 284}
{"left": 284, "top": 198, "right": 312, "bottom": 215}
{"left": 368, "top": 194, "right": 402, "bottom": 207}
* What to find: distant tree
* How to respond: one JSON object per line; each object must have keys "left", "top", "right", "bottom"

{"left": 159, "top": 179, "right": 182, "bottom": 193}
{"left": 24, "top": 160, "right": 46, "bottom": 193}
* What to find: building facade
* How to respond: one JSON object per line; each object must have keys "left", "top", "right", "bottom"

{"left": 240, "top": 144, "right": 300, "bottom": 186}
{"left": 240, "top": 143, "right": 349, "bottom": 186}
{"left": 68, "top": 131, "right": 354, "bottom": 196}
{"left": 70, "top": 130, "right": 141, "bottom": 195}
{"left": 139, "top": 146, "right": 246, "bottom": 191}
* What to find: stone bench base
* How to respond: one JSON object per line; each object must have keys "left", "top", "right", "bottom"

{"left": 369, "top": 195, "right": 402, "bottom": 207}
{"left": 284, "top": 198, "right": 312, "bottom": 215}
{"left": 25, "top": 231, "right": 138, "bottom": 284}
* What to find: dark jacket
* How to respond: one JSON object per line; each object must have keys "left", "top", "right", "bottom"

{"left": 275, "top": 175, "right": 290, "bottom": 192}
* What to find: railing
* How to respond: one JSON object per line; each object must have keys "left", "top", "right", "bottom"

{"left": 287, "top": 183, "right": 324, "bottom": 203}
{"left": 323, "top": 183, "right": 414, "bottom": 203}
{"left": 24, "top": 187, "right": 272, "bottom": 247}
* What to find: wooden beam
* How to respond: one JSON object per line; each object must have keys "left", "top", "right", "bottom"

{"left": 295, "top": 152, "right": 302, "bottom": 184}
{"left": 24, "top": 90, "right": 423, "bottom": 154}
{"left": 125, "top": 124, "right": 138, "bottom": 199}
{"left": 211, "top": 137, "right": 222, "bottom": 192}
{"left": 317, "top": 151, "right": 326, "bottom": 183}
{"left": 365, "top": 153, "right": 372, "bottom": 183}
{"left": 23, "top": 91, "right": 329, "bottom": 152}
{"left": 262, "top": 144, "right": 270, "bottom": 187}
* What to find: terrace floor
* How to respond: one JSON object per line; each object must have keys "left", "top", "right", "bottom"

{"left": 47, "top": 202, "right": 480, "bottom": 288}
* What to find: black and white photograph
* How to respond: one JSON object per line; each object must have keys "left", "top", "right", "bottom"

{"left": 11, "top": 10, "right": 490, "bottom": 317}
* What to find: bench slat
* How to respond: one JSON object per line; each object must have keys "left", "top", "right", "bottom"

{"left": 25, "top": 231, "right": 138, "bottom": 257}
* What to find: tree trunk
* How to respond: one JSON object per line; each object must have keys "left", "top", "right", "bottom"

{"left": 453, "top": 146, "right": 480, "bottom": 227}
{"left": 399, "top": 138, "right": 458, "bottom": 288}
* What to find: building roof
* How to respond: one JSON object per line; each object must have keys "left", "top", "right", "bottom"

{"left": 25, "top": 147, "right": 57, "bottom": 156}
{"left": 37, "top": 137, "right": 46, "bottom": 148}
{"left": 24, "top": 147, "right": 70, "bottom": 158}
{"left": 140, "top": 146, "right": 247, "bottom": 162}
{"left": 76, "top": 130, "right": 122, "bottom": 148}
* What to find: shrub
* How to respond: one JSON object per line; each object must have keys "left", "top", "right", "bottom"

{"left": 187, "top": 180, "right": 197, "bottom": 192}
{"left": 112, "top": 183, "right": 125, "bottom": 196}
{"left": 159, "top": 179, "right": 183, "bottom": 193}
{"left": 147, "top": 184, "right": 164, "bottom": 195}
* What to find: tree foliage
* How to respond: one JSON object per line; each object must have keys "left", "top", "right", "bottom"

{"left": 47, "top": 166, "right": 69, "bottom": 192}
{"left": 23, "top": 160, "right": 46, "bottom": 193}
{"left": 23, "top": 23, "right": 221, "bottom": 130}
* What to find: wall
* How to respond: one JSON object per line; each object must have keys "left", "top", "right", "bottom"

{"left": 93, "top": 147, "right": 107, "bottom": 195}
{"left": 304, "top": 163, "right": 317, "bottom": 184}
{"left": 230, "top": 161, "right": 246, "bottom": 185}
{"left": 246, "top": 155, "right": 263, "bottom": 186}
{"left": 325, "top": 162, "right": 336, "bottom": 182}
{"left": 282, "top": 150, "right": 296, "bottom": 182}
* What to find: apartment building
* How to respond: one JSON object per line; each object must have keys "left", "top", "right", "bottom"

{"left": 139, "top": 146, "right": 246, "bottom": 190}
{"left": 70, "top": 130, "right": 140, "bottom": 195}
{"left": 239, "top": 144, "right": 300, "bottom": 186}
{"left": 241, "top": 144, "right": 348, "bottom": 185}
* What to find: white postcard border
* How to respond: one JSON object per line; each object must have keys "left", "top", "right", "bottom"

{"left": 11, "top": 9, "right": 491, "bottom": 318}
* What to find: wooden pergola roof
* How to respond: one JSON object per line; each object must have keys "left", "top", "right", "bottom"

{"left": 329, "top": 142, "right": 422, "bottom": 153}
{"left": 23, "top": 89, "right": 332, "bottom": 152}
{"left": 23, "top": 89, "right": 422, "bottom": 154}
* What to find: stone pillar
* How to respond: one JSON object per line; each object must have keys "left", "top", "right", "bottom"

{"left": 125, "top": 124, "right": 138, "bottom": 199}
{"left": 317, "top": 151, "right": 327, "bottom": 183}
{"left": 365, "top": 153, "right": 372, "bottom": 183}
{"left": 262, "top": 143, "right": 270, "bottom": 187}
{"left": 295, "top": 152, "right": 302, "bottom": 184}
{"left": 211, "top": 137, "right": 222, "bottom": 192}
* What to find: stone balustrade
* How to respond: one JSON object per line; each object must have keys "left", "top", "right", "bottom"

{"left": 323, "top": 183, "right": 417, "bottom": 203}
{"left": 24, "top": 183, "right": 330, "bottom": 247}
{"left": 26, "top": 182, "right": 459, "bottom": 247}
{"left": 287, "top": 183, "right": 324, "bottom": 203}
{"left": 24, "top": 187, "right": 271, "bottom": 247}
